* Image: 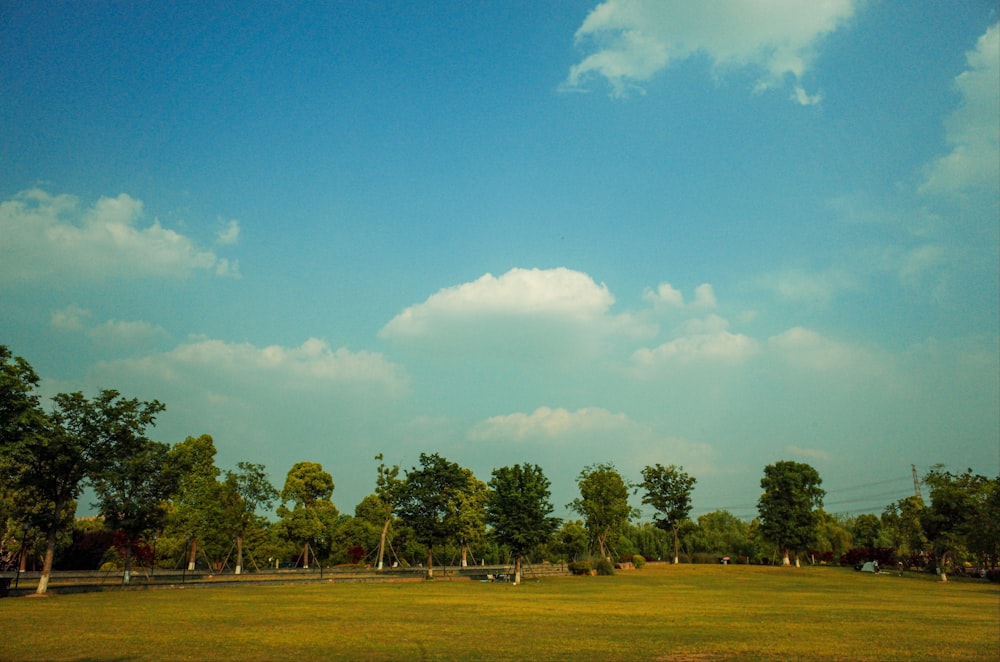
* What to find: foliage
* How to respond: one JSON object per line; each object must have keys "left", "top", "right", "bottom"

{"left": 921, "top": 466, "right": 999, "bottom": 575}
{"left": 547, "top": 519, "right": 589, "bottom": 562}
{"left": 486, "top": 463, "right": 560, "bottom": 577}
{"left": 396, "top": 453, "right": 481, "bottom": 576}
{"left": 568, "top": 463, "right": 637, "bottom": 559}
{"left": 594, "top": 557, "right": 615, "bottom": 575}
{"left": 567, "top": 559, "right": 592, "bottom": 575}
{"left": 632, "top": 554, "right": 646, "bottom": 569}
{"left": 757, "top": 461, "right": 825, "bottom": 565}
{"left": 639, "top": 463, "right": 696, "bottom": 563}
{"left": 881, "top": 495, "right": 928, "bottom": 559}
{"left": 275, "top": 462, "right": 339, "bottom": 564}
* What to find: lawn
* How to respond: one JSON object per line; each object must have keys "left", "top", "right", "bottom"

{"left": 2, "top": 564, "right": 997, "bottom": 661}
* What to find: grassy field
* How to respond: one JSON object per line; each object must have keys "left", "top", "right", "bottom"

{"left": 2, "top": 564, "right": 997, "bottom": 661}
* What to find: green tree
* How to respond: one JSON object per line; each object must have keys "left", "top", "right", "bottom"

{"left": 757, "top": 461, "right": 825, "bottom": 566}
{"left": 223, "top": 461, "right": 278, "bottom": 574}
{"left": 639, "top": 464, "right": 696, "bottom": 564}
{"left": 881, "top": 495, "right": 927, "bottom": 560}
{"left": 568, "top": 463, "right": 638, "bottom": 560}
{"left": 396, "top": 453, "right": 477, "bottom": 578}
{"left": 370, "top": 454, "right": 402, "bottom": 570}
{"left": 166, "top": 434, "right": 224, "bottom": 572}
{"left": 486, "top": 463, "right": 560, "bottom": 584}
{"left": 548, "top": 520, "right": 589, "bottom": 562}
{"left": 275, "top": 462, "right": 339, "bottom": 568}
{"left": 83, "top": 390, "right": 176, "bottom": 584}
{"left": 1, "top": 348, "right": 89, "bottom": 594}
{"left": 921, "top": 466, "right": 998, "bottom": 580}
{"left": 850, "top": 513, "right": 882, "bottom": 550}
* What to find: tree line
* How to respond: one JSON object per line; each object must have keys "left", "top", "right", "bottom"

{"left": 2, "top": 345, "right": 997, "bottom": 593}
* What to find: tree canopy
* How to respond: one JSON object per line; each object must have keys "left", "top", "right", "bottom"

{"left": 487, "top": 463, "right": 560, "bottom": 584}
{"left": 568, "top": 463, "right": 637, "bottom": 560}
{"left": 639, "top": 464, "right": 696, "bottom": 564}
{"left": 757, "top": 460, "right": 825, "bottom": 566}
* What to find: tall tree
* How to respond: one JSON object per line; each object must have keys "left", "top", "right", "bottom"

{"left": 568, "top": 463, "right": 637, "bottom": 560}
{"left": 757, "top": 460, "right": 825, "bottom": 566}
{"left": 166, "top": 434, "right": 223, "bottom": 572}
{"left": 275, "top": 462, "right": 338, "bottom": 569}
{"left": 881, "top": 495, "right": 927, "bottom": 560}
{"left": 454, "top": 468, "right": 489, "bottom": 568}
{"left": 639, "top": 464, "right": 696, "bottom": 564}
{"left": 486, "top": 463, "right": 560, "bottom": 584}
{"left": 396, "top": 453, "right": 477, "bottom": 578}
{"left": 371, "top": 453, "right": 402, "bottom": 571}
{"left": 223, "top": 461, "right": 278, "bottom": 574}
{"left": 921, "top": 466, "right": 998, "bottom": 581}
{"left": 1, "top": 347, "right": 91, "bottom": 594}
{"left": 84, "top": 390, "right": 177, "bottom": 584}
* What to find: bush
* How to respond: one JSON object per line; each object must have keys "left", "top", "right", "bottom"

{"left": 567, "top": 560, "right": 592, "bottom": 575}
{"left": 985, "top": 568, "right": 1000, "bottom": 583}
{"left": 632, "top": 554, "right": 646, "bottom": 569}
{"left": 595, "top": 558, "right": 615, "bottom": 576}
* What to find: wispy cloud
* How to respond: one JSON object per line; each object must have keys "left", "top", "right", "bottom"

{"left": 562, "top": 0, "right": 856, "bottom": 101}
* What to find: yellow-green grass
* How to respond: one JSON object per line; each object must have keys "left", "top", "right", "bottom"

{"left": 3, "top": 565, "right": 997, "bottom": 661}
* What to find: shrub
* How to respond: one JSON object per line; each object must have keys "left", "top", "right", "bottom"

{"left": 595, "top": 558, "right": 615, "bottom": 576}
{"left": 632, "top": 554, "right": 646, "bottom": 569}
{"left": 567, "top": 560, "right": 592, "bottom": 575}
{"left": 985, "top": 568, "right": 1000, "bottom": 583}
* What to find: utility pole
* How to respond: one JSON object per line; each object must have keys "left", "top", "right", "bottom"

{"left": 911, "top": 464, "right": 923, "bottom": 501}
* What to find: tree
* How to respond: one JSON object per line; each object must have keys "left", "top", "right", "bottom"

{"left": 84, "top": 391, "right": 176, "bottom": 584}
{"left": 1, "top": 348, "right": 90, "bottom": 594}
{"left": 275, "top": 462, "right": 339, "bottom": 568}
{"left": 370, "top": 453, "right": 402, "bottom": 571}
{"left": 921, "top": 466, "right": 999, "bottom": 580}
{"left": 851, "top": 513, "right": 882, "bottom": 550}
{"left": 639, "top": 464, "right": 696, "bottom": 564}
{"left": 395, "top": 453, "right": 478, "bottom": 578}
{"left": 166, "top": 434, "right": 224, "bottom": 572}
{"left": 454, "top": 468, "right": 489, "bottom": 568}
{"left": 568, "top": 463, "right": 637, "bottom": 560}
{"left": 223, "top": 462, "right": 278, "bottom": 574}
{"left": 881, "top": 496, "right": 927, "bottom": 560}
{"left": 757, "top": 461, "right": 825, "bottom": 566}
{"left": 486, "top": 463, "right": 561, "bottom": 584}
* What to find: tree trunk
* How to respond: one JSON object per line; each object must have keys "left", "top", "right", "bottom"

{"left": 782, "top": 550, "right": 791, "bottom": 566}
{"left": 235, "top": 535, "right": 243, "bottom": 575}
{"left": 188, "top": 538, "right": 197, "bottom": 571}
{"left": 377, "top": 518, "right": 390, "bottom": 570}
{"left": 36, "top": 527, "right": 58, "bottom": 595}
{"left": 514, "top": 555, "right": 522, "bottom": 586}
{"left": 672, "top": 526, "right": 680, "bottom": 564}
{"left": 425, "top": 547, "right": 434, "bottom": 579}
{"left": 461, "top": 543, "right": 468, "bottom": 567}
{"left": 123, "top": 542, "right": 132, "bottom": 585}
{"left": 303, "top": 542, "right": 310, "bottom": 570}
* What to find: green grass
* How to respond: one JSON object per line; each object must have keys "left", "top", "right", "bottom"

{"left": 2, "top": 564, "right": 997, "bottom": 661}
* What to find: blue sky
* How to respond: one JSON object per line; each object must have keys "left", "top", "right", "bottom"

{"left": 2, "top": 1, "right": 997, "bottom": 521}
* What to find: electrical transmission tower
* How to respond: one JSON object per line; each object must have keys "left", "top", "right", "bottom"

{"left": 911, "top": 464, "right": 923, "bottom": 501}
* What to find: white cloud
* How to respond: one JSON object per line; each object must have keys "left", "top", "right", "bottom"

{"left": 216, "top": 218, "right": 241, "bottom": 245}
{"left": 759, "top": 267, "right": 860, "bottom": 304}
{"left": 154, "top": 337, "right": 409, "bottom": 395}
{"left": 51, "top": 305, "right": 167, "bottom": 346}
{"left": 632, "top": 329, "right": 759, "bottom": 367}
{"left": 642, "top": 281, "right": 716, "bottom": 311}
{"left": 379, "top": 268, "right": 660, "bottom": 368}
{"left": 50, "top": 304, "right": 92, "bottom": 332}
{"left": 922, "top": 23, "right": 1000, "bottom": 196}
{"left": 469, "top": 406, "right": 631, "bottom": 441}
{"left": 767, "top": 326, "right": 883, "bottom": 375}
{"left": 0, "top": 189, "right": 239, "bottom": 283}
{"left": 89, "top": 319, "right": 169, "bottom": 346}
{"left": 563, "top": 0, "right": 856, "bottom": 101}
{"left": 382, "top": 267, "right": 615, "bottom": 339}
{"left": 786, "top": 444, "right": 830, "bottom": 462}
